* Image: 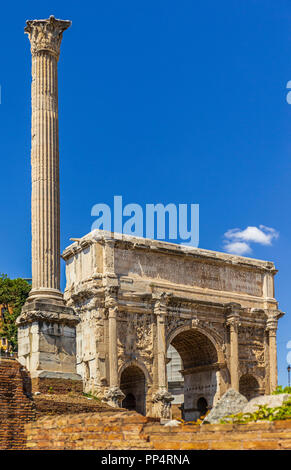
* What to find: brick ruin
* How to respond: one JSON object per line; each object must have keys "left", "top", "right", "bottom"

{"left": 1, "top": 358, "right": 290, "bottom": 452}
{"left": 25, "top": 411, "right": 291, "bottom": 451}
{"left": 0, "top": 357, "right": 121, "bottom": 449}
{"left": 0, "top": 359, "right": 35, "bottom": 450}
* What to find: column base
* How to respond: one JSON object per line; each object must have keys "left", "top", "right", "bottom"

{"left": 103, "top": 386, "right": 125, "bottom": 408}
{"left": 152, "top": 389, "right": 174, "bottom": 419}
{"left": 28, "top": 287, "right": 65, "bottom": 304}
{"left": 17, "top": 298, "right": 81, "bottom": 391}
{"left": 17, "top": 296, "right": 79, "bottom": 325}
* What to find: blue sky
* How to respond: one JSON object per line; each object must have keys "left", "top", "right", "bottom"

{"left": 0, "top": 1, "right": 290, "bottom": 385}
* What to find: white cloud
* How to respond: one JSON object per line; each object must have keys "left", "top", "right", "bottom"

{"left": 224, "top": 241, "right": 252, "bottom": 255}
{"left": 223, "top": 225, "right": 279, "bottom": 256}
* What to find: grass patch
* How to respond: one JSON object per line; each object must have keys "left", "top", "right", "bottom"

{"left": 82, "top": 392, "right": 102, "bottom": 402}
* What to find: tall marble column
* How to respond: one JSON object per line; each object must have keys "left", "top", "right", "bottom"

{"left": 266, "top": 315, "right": 278, "bottom": 393}
{"left": 226, "top": 303, "right": 240, "bottom": 391}
{"left": 156, "top": 303, "right": 167, "bottom": 391}
{"left": 152, "top": 293, "right": 173, "bottom": 419}
{"left": 16, "top": 17, "right": 81, "bottom": 392}
{"left": 104, "top": 286, "right": 125, "bottom": 407}
{"left": 27, "top": 15, "right": 70, "bottom": 302}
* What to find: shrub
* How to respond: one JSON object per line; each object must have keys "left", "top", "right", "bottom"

{"left": 220, "top": 399, "right": 291, "bottom": 424}
{"left": 272, "top": 385, "right": 291, "bottom": 395}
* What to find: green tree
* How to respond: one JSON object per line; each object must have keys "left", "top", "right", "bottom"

{"left": 0, "top": 274, "right": 31, "bottom": 351}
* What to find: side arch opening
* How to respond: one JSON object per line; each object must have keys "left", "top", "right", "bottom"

{"left": 120, "top": 365, "right": 146, "bottom": 415}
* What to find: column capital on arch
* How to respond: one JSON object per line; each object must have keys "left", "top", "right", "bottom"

{"left": 265, "top": 309, "right": 284, "bottom": 332}
{"left": 104, "top": 286, "right": 119, "bottom": 310}
{"left": 225, "top": 302, "right": 241, "bottom": 329}
{"left": 152, "top": 291, "right": 172, "bottom": 315}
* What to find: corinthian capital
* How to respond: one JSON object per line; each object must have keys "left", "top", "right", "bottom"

{"left": 225, "top": 302, "right": 241, "bottom": 329}
{"left": 266, "top": 315, "right": 278, "bottom": 332}
{"left": 266, "top": 309, "right": 284, "bottom": 332}
{"left": 105, "top": 286, "right": 118, "bottom": 310}
{"left": 153, "top": 291, "right": 172, "bottom": 316}
{"left": 25, "top": 15, "right": 71, "bottom": 59}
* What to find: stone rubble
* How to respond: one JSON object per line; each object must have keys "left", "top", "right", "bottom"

{"left": 203, "top": 388, "right": 248, "bottom": 423}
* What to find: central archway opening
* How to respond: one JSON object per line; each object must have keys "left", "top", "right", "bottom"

{"left": 167, "top": 344, "right": 184, "bottom": 419}
{"left": 120, "top": 365, "right": 146, "bottom": 415}
{"left": 167, "top": 328, "right": 219, "bottom": 421}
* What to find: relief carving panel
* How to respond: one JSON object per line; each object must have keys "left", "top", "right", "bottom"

{"left": 114, "top": 248, "right": 263, "bottom": 296}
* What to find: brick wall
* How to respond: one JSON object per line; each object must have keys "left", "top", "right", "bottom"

{"left": 2, "top": 357, "right": 290, "bottom": 451}
{"left": 33, "top": 394, "right": 125, "bottom": 418}
{"left": 144, "top": 420, "right": 291, "bottom": 450}
{"left": 26, "top": 412, "right": 154, "bottom": 450}
{"left": 0, "top": 359, "right": 35, "bottom": 450}
{"left": 25, "top": 411, "right": 291, "bottom": 450}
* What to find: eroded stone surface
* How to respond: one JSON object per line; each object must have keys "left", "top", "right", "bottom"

{"left": 243, "top": 394, "right": 291, "bottom": 414}
{"left": 203, "top": 388, "right": 248, "bottom": 423}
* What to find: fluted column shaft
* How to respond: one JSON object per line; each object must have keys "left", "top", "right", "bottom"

{"left": 152, "top": 293, "right": 173, "bottom": 419}
{"left": 108, "top": 305, "right": 119, "bottom": 387}
{"left": 226, "top": 305, "right": 240, "bottom": 391}
{"left": 267, "top": 317, "right": 278, "bottom": 393}
{"left": 31, "top": 51, "right": 60, "bottom": 291}
{"left": 269, "top": 330, "right": 277, "bottom": 392}
{"left": 104, "top": 286, "right": 125, "bottom": 408}
{"left": 25, "top": 16, "right": 71, "bottom": 301}
{"left": 156, "top": 308, "right": 167, "bottom": 391}
{"left": 229, "top": 321, "right": 239, "bottom": 390}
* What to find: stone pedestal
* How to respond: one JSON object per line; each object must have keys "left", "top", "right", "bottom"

{"left": 152, "top": 389, "right": 174, "bottom": 419}
{"left": 17, "top": 298, "right": 82, "bottom": 393}
{"left": 103, "top": 386, "right": 125, "bottom": 408}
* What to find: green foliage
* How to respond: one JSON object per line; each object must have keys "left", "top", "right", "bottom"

{"left": 220, "top": 399, "right": 291, "bottom": 424}
{"left": 83, "top": 392, "right": 102, "bottom": 402}
{"left": 272, "top": 385, "right": 291, "bottom": 395}
{"left": 0, "top": 274, "right": 31, "bottom": 351}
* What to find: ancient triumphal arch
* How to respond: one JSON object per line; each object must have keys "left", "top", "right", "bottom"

{"left": 62, "top": 230, "right": 283, "bottom": 419}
